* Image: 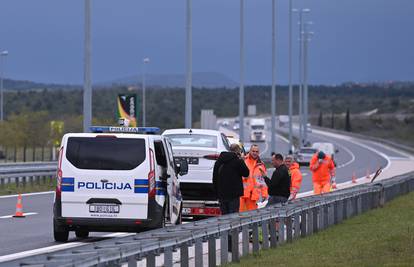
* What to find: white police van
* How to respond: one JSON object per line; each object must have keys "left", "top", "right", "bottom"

{"left": 53, "top": 126, "right": 188, "bottom": 242}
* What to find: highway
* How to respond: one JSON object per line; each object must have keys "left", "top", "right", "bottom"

{"left": 0, "top": 121, "right": 412, "bottom": 260}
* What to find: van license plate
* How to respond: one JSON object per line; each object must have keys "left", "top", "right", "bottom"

{"left": 89, "top": 204, "right": 120, "bottom": 214}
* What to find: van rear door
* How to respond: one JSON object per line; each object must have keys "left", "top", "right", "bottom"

{"left": 60, "top": 135, "right": 149, "bottom": 219}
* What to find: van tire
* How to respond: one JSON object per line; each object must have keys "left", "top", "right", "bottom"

{"left": 75, "top": 229, "right": 89, "bottom": 239}
{"left": 53, "top": 220, "right": 69, "bottom": 242}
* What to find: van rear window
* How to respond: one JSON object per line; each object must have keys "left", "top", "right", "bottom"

{"left": 66, "top": 137, "right": 146, "bottom": 170}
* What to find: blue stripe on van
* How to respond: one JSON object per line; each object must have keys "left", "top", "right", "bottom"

{"left": 134, "top": 179, "right": 148, "bottom": 193}
{"left": 61, "top": 177, "right": 75, "bottom": 192}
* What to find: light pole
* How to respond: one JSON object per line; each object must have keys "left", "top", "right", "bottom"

{"left": 83, "top": 0, "right": 92, "bottom": 132}
{"left": 270, "top": 0, "right": 277, "bottom": 155}
{"left": 185, "top": 0, "right": 192, "bottom": 129}
{"left": 288, "top": 0, "right": 293, "bottom": 153}
{"left": 142, "top": 57, "right": 150, "bottom": 127}
{"left": 0, "top": 50, "right": 9, "bottom": 122}
{"left": 239, "top": 0, "right": 245, "bottom": 142}
{"left": 295, "top": 8, "right": 310, "bottom": 146}
{"left": 303, "top": 22, "right": 313, "bottom": 144}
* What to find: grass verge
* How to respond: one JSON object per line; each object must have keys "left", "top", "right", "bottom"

{"left": 0, "top": 180, "right": 55, "bottom": 196}
{"left": 227, "top": 191, "right": 414, "bottom": 267}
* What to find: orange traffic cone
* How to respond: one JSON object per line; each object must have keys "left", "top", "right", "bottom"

{"left": 13, "top": 194, "right": 25, "bottom": 218}
{"left": 366, "top": 169, "right": 371, "bottom": 180}
{"left": 352, "top": 172, "right": 357, "bottom": 184}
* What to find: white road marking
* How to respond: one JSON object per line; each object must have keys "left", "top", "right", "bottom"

{"left": 0, "top": 212, "right": 38, "bottom": 219}
{"left": 0, "top": 232, "right": 134, "bottom": 263}
{"left": 0, "top": 191, "right": 54, "bottom": 199}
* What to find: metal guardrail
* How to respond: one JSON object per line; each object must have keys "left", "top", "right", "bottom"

{"left": 0, "top": 162, "right": 57, "bottom": 189}
{"left": 1, "top": 171, "right": 414, "bottom": 267}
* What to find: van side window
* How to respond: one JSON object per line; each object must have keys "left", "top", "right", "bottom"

{"left": 154, "top": 141, "right": 167, "bottom": 168}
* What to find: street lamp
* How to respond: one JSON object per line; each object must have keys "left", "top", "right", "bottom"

{"left": 83, "top": 0, "right": 92, "bottom": 132}
{"left": 294, "top": 8, "right": 310, "bottom": 146}
{"left": 303, "top": 22, "right": 314, "bottom": 144}
{"left": 142, "top": 57, "right": 150, "bottom": 127}
{"left": 0, "top": 50, "right": 9, "bottom": 122}
{"left": 270, "top": 0, "right": 277, "bottom": 156}
{"left": 239, "top": 0, "right": 245, "bottom": 142}
{"left": 185, "top": 0, "right": 192, "bottom": 129}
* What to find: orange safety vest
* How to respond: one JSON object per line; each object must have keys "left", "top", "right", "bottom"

{"left": 240, "top": 155, "right": 268, "bottom": 211}
{"left": 289, "top": 162, "right": 303, "bottom": 196}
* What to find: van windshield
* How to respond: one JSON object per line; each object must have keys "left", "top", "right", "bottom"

{"left": 251, "top": 125, "right": 264, "bottom": 130}
{"left": 66, "top": 137, "right": 146, "bottom": 170}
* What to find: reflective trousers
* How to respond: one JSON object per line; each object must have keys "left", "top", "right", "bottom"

{"left": 313, "top": 181, "right": 331, "bottom": 195}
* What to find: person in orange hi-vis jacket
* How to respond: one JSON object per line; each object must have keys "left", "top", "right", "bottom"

{"left": 240, "top": 144, "right": 268, "bottom": 212}
{"left": 309, "top": 151, "right": 336, "bottom": 195}
{"left": 285, "top": 155, "right": 302, "bottom": 200}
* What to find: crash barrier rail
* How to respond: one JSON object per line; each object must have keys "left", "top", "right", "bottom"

{"left": 2, "top": 171, "right": 414, "bottom": 267}
{"left": 0, "top": 162, "right": 57, "bottom": 189}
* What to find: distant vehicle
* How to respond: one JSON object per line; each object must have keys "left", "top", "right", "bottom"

{"left": 279, "top": 115, "right": 289, "bottom": 127}
{"left": 306, "top": 123, "right": 312, "bottom": 133}
{"left": 53, "top": 126, "right": 187, "bottom": 242}
{"left": 233, "top": 123, "right": 240, "bottom": 130}
{"left": 312, "top": 142, "right": 338, "bottom": 161}
{"left": 295, "top": 147, "right": 318, "bottom": 166}
{"left": 250, "top": 118, "right": 266, "bottom": 142}
{"left": 221, "top": 120, "right": 229, "bottom": 127}
{"left": 162, "top": 128, "right": 231, "bottom": 219}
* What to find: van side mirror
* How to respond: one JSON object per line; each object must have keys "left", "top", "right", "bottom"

{"left": 176, "top": 159, "right": 188, "bottom": 176}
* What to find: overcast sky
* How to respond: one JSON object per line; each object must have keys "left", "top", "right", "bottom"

{"left": 0, "top": 0, "right": 413, "bottom": 85}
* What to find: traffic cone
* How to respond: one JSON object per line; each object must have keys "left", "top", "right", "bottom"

{"left": 352, "top": 172, "right": 357, "bottom": 184}
{"left": 366, "top": 169, "right": 371, "bottom": 180}
{"left": 13, "top": 194, "right": 25, "bottom": 218}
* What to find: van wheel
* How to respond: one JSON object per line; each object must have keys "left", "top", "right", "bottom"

{"left": 75, "top": 229, "right": 89, "bottom": 238}
{"left": 53, "top": 219, "right": 69, "bottom": 242}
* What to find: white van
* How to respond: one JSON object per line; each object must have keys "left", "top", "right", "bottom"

{"left": 53, "top": 126, "right": 188, "bottom": 242}
{"left": 250, "top": 118, "right": 266, "bottom": 142}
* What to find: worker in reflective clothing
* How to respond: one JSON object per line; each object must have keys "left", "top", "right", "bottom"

{"left": 284, "top": 155, "right": 302, "bottom": 200}
{"left": 240, "top": 144, "right": 268, "bottom": 212}
{"left": 309, "top": 151, "right": 336, "bottom": 195}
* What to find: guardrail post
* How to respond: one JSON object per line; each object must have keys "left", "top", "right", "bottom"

{"left": 308, "top": 208, "right": 314, "bottom": 235}
{"left": 29, "top": 176, "right": 33, "bottom": 187}
{"left": 252, "top": 223, "right": 260, "bottom": 253}
{"left": 127, "top": 255, "right": 137, "bottom": 267}
{"left": 269, "top": 218, "right": 277, "bottom": 248}
{"left": 22, "top": 176, "right": 26, "bottom": 188}
{"left": 277, "top": 218, "right": 286, "bottom": 245}
{"left": 146, "top": 252, "right": 156, "bottom": 267}
{"left": 180, "top": 242, "right": 189, "bottom": 267}
{"left": 164, "top": 246, "right": 173, "bottom": 267}
{"left": 36, "top": 175, "right": 40, "bottom": 186}
{"left": 312, "top": 207, "right": 318, "bottom": 233}
{"left": 356, "top": 195, "right": 362, "bottom": 215}
{"left": 195, "top": 238, "right": 203, "bottom": 267}
{"left": 286, "top": 216, "right": 293, "bottom": 242}
{"left": 261, "top": 220, "right": 270, "bottom": 249}
{"left": 294, "top": 213, "right": 300, "bottom": 239}
{"left": 1, "top": 178, "right": 4, "bottom": 190}
{"left": 300, "top": 210, "right": 307, "bottom": 237}
{"left": 323, "top": 205, "right": 329, "bottom": 229}
{"left": 231, "top": 228, "right": 239, "bottom": 262}
{"left": 379, "top": 185, "right": 385, "bottom": 208}
{"left": 220, "top": 231, "right": 229, "bottom": 265}
{"left": 329, "top": 203, "right": 335, "bottom": 226}
{"left": 242, "top": 225, "right": 249, "bottom": 256}
{"left": 208, "top": 236, "right": 216, "bottom": 267}
{"left": 318, "top": 205, "right": 324, "bottom": 231}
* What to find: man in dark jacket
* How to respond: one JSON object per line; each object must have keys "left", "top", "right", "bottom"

{"left": 262, "top": 153, "right": 291, "bottom": 204}
{"left": 213, "top": 143, "right": 250, "bottom": 214}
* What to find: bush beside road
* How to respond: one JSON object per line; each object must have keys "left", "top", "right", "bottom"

{"left": 227, "top": 191, "right": 414, "bottom": 267}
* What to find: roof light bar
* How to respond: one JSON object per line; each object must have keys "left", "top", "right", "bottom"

{"left": 90, "top": 126, "right": 160, "bottom": 134}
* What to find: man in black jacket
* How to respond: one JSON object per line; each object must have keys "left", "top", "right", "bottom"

{"left": 213, "top": 143, "right": 250, "bottom": 214}
{"left": 262, "top": 153, "right": 291, "bottom": 204}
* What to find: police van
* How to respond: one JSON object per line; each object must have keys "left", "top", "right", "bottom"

{"left": 53, "top": 126, "right": 188, "bottom": 242}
